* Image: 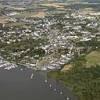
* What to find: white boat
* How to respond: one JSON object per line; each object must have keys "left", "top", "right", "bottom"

{"left": 60, "top": 91, "right": 63, "bottom": 95}
{"left": 66, "top": 97, "right": 70, "bottom": 100}
{"left": 30, "top": 73, "right": 34, "bottom": 79}
{"left": 44, "top": 80, "right": 47, "bottom": 83}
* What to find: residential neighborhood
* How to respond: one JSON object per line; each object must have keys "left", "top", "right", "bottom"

{"left": 0, "top": 2, "right": 100, "bottom": 71}
{"left": 0, "top": 1, "right": 100, "bottom": 100}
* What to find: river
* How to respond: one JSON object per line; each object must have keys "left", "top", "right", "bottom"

{"left": 0, "top": 67, "right": 77, "bottom": 100}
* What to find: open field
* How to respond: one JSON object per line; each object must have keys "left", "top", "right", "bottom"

{"left": 61, "top": 64, "right": 72, "bottom": 72}
{"left": 6, "top": 22, "right": 26, "bottom": 27}
{"left": 61, "top": 50, "right": 100, "bottom": 72}
{"left": 0, "top": 16, "right": 9, "bottom": 24}
{"left": 31, "top": 11, "right": 46, "bottom": 18}
{"left": 86, "top": 50, "right": 100, "bottom": 67}
{"left": 40, "top": 3, "right": 66, "bottom": 10}
{"left": 13, "top": 11, "right": 46, "bottom": 18}
{"left": 48, "top": 50, "right": 100, "bottom": 100}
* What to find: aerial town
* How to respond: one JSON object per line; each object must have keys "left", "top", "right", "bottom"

{"left": 0, "top": 0, "right": 100, "bottom": 100}
{"left": 0, "top": 1, "right": 100, "bottom": 70}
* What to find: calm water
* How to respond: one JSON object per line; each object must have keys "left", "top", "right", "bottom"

{"left": 0, "top": 67, "right": 77, "bottom": 100}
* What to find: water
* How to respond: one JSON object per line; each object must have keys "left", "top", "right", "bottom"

{"left": 0, "top": 67, "right": 77, "bottom": 100}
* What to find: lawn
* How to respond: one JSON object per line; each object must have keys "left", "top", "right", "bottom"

{"left": 86, "top": 51, "right": 100, "bottom": 67}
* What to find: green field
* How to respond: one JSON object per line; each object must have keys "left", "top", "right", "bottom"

{"left": 86, "top": 51, "right": 100, "bottom": 67}
{"left": 48, "top": 50, "right": 100, "bottom": 100}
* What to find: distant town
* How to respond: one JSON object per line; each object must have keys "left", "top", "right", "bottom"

{"left": 0, "top": 1, "right": 100, "bottom": 100}
{"left": 0, "top": 1, "right": 100, "bottom": 71}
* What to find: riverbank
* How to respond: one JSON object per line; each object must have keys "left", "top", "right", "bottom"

{"left": 48, "top": 50, "right": 100, "bottom": 100}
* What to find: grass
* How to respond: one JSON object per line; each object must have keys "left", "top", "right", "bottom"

{"left": 6, "top": 22, "right": 25, "bottom": 27}
{"left": 48, "top": 64, "right": 100, "bottom": 100}
{"left": 13, "top": 11, "right": 46, "bottom": 18}
{"left": 48, "top": 50, "right": 100, "bottom": 100}
{"left": 61, "top": 64, "right": 73, "bottom": 72}
{"left": 86, "top": 51, "right": 100, "bottom": 67}
{"left": 61, "top": 50, "right": 100, "bottom": 72}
